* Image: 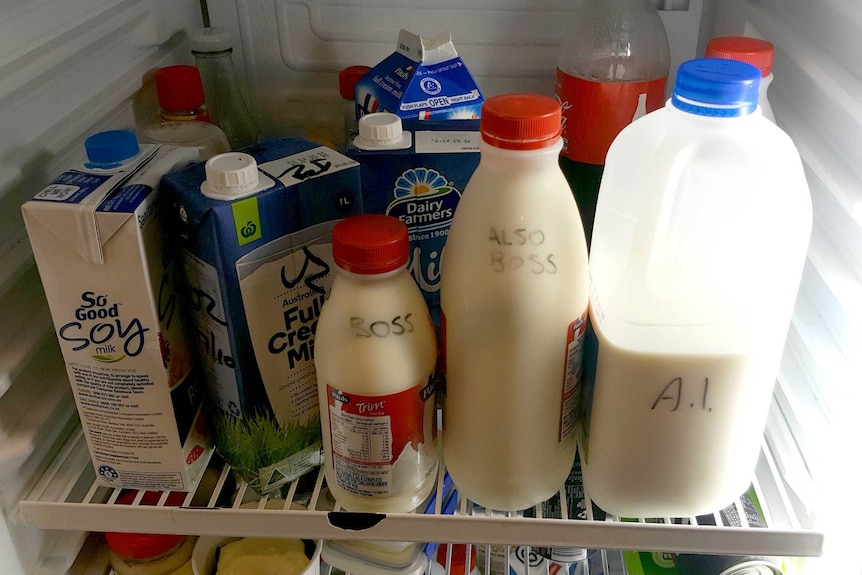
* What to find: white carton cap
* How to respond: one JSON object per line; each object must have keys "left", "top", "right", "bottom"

{"left": 200, "top": 152, "right": 274, "bottom": 200}
{"left": 354, "top": 112, "right": 412, "bottom": 150}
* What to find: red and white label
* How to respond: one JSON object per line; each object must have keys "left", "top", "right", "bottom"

{"left": 560, "top": 310, "right": 588, "bottom": 442}
{"left": 327, "top": 378, "right": 437, "bottom": 497}
{"left": 555, "top": 70, "right": 667, "bottom": 165}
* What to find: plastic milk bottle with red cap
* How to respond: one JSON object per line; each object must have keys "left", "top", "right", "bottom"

{"left": 314, "top": 214, "right": 439, "bottom": 513}
{"left": 440, "top": 95, "right": 590, "bottom": 511}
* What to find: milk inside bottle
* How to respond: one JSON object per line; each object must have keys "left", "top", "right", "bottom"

{"left": 584, "top": 58, "right": 812, "bottom": 518}
{"left": 440, "top": 94, "right": 590, "bottom": 512}
{"left": 314, "top": 214, "right": 438, "bottom": 513}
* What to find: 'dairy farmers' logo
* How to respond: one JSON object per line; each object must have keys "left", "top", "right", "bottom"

{"left": 420, "top": 77, "right": 442, "bottom": 96}
{"left": 385, "top": 168, "right": 460, "bottom": 293}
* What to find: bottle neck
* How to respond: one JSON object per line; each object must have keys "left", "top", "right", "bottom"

{"left": 336, "top": 264, "right": 408, "bottom": 282}
{"left": 479, "top": 138, "right": 564, "bottom": 169}
{"left": 160, "top": 108, "right": 210, "bottom": 123}
{"left": 556, "top": 0, "right": 670, "bottom": 81}
{"left": 192, "top": 48, "right": 233, "bottom": 59}
{"left": 668, "top": 98, "right": 763, "bottom": 124}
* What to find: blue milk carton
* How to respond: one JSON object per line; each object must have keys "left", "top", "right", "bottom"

{"left": 163, "top": 140, "right": 362, "bottom": 495}
{"left": 349, "top": 118, "right": 480, "bottom": 332}
{"left": 354, "top": 29, "right": 484, "bottom": 121}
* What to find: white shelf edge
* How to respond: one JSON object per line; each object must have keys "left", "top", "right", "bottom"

{"left": 19, "top": 502, "right": 825, "bottom": 557}
{"left": 17, "top": 409, "right": 827, "bottom": 559}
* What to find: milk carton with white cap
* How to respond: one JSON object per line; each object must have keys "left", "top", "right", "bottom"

{"left": 164, "top": 139, "right": 362, "bottom": 495}
{"left": 348, "top": 113, "right": 480, "bottom": 333}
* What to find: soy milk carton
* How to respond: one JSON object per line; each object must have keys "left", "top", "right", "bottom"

{"left": 22, "top": 131, "right": 211, "bottom": 491}
{"left": 163, "top": 139, "right": 362, "bottom": 495}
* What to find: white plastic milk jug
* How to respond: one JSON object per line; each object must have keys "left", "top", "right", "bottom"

{"left": 314, "top": 214, "right": 438, "bottom": 513}
{"left": 584, "top": 58, "right": 812, "bottom": 518}
{"left": 441, "top": 94, "right": 590, "bottom": 512}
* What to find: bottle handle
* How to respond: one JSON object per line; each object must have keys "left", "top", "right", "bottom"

{"left": 617, "top": 134, "right": 699, "bottom": 316}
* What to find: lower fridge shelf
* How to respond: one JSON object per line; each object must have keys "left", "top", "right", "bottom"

{"left": 17, "top": 424, "right": 824, "bottom": 560}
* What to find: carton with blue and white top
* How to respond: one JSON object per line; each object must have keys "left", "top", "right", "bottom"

{"left": 163, "top": 139, "right": 362, "bottom": 495}
{"left": 22, "top": 132, "right": 212, "bottom": 491}
{"left": 355, "top": 29, "right": 484, "bottom": 121}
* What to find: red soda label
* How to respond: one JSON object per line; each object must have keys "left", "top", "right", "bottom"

{"left": 560, "top": 310, "right": 588, "bottom": 442}
{"left": 326, "top": 378, "right": 437, "bottom": 497}
{"left": 555, "top": 70, "right": 667, "bottom": 166}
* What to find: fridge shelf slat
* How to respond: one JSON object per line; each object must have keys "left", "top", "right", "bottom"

{"left": 18, "top": 425, "right": 825, "bottom": 558}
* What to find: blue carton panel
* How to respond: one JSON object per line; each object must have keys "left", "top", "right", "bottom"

{"left": 355, "top": 30, "right": 484, "bottom": 121}
{"left": 349, "top": 119, "right": 481, "bottom": 332}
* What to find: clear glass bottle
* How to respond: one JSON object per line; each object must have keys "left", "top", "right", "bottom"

{"left": 554, "top": 0, "right": 670, "bottom": 246}
{"left": 189, "top": 27, "right": 261, "bottom": 149}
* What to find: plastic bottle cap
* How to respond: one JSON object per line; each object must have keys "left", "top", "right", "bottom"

{"left": 203, "top": 152, "right": 260, "bottom": 196}
{"left": 671, "top": 58, "right": 761, "bottom": 117}
{"left": 480, "top": 94, "right": 562, "bottom": 150}
{"left": 104, "top": 490, "right": 187, "bottom": 559}
{"left": 354, "top": 112, "right": 410, "bottom": 149}
{"left": 436, "top": 544, "right": 476, "bottom": 574}
{"left": 84, "top": 130, "right": 140, "bottom": 168}
{"left": 104, "top": 532, "right": 186, "bottom": 560}
{"left": 155, "top": 65, "right": 207, "bottom": 111}
{"left": 189, "top": 26, "right": 233, "bottom": 53}
{"left": 339, "top": 65, "right": 372, "bottom": 100}
{"left": 332, "top": 214, "right": 409, "bottom": 274}
{"left": 705, "top": 36, "right": 774, "bottom": 77}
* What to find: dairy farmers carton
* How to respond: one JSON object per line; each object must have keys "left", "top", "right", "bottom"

{"left": 22, "top": 132, "right": 212, "bottom": 491}
{"left": 163, "top": 139, "right": 362, "bottom": 495}
{"left": 348, "top": 119, "right": 480, "bottom": 332}
{"left": 354, "top": 29, "right": 484, "bottom": 121}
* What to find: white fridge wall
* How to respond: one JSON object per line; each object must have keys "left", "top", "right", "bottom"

{"left": 206, "top": 0, "right": 706, "bottom": 149}
{"left": 0, "top": 1, "right": 202, "bottom": 573}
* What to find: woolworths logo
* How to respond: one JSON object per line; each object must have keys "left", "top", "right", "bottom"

{"left": 232, "top": 197, "right": 262, "bottom": 246}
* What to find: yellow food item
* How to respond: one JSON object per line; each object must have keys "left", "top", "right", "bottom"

{"left": 216, "top": 538, "right": 309, "bottom": 575}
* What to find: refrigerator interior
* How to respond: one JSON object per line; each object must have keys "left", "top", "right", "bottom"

{"left": 0, "top": 0, "right": 859, "bottom": 573}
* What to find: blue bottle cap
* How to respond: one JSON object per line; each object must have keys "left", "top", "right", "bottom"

{"left": 671, "top": 58, "right": 762, "bottom": 117}
{"left": 84, "top": 130, "right": 140, "bottom": 168}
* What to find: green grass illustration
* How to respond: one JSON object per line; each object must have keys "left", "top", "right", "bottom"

{"left": 215, "top": 410, "right": 321, "bottom": 494}
{"left": 92, "top": 354, "right": 126, "bottom": 363}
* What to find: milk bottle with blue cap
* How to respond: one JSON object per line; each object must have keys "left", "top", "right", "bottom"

{"left": 583, "top": 59, "right": 812, "bottom": 518}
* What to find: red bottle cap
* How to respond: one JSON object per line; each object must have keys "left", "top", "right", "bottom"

{"left": 480, "top": 94, "right": 562, "bottom": 151}
{"left": 436, "top": 544, "right": 476, "bottom": 574}
{"left": 155, "top": 65, "right": 208, "bottom": 112}
{"left": 104, "top": 490, "right": 188, "bottom": 559}
{"left": 705, "top": 36, "right": 774, "bottom": 76}
{"left": 339, "top": 66, "right": 372, "bottom": 100}
{"left": 332, "top": 214, "right": 409, "bottom": 274}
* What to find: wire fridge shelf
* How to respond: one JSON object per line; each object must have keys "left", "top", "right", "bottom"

{"left": 18, "top": 423, "right": 824, "bottom": 560}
